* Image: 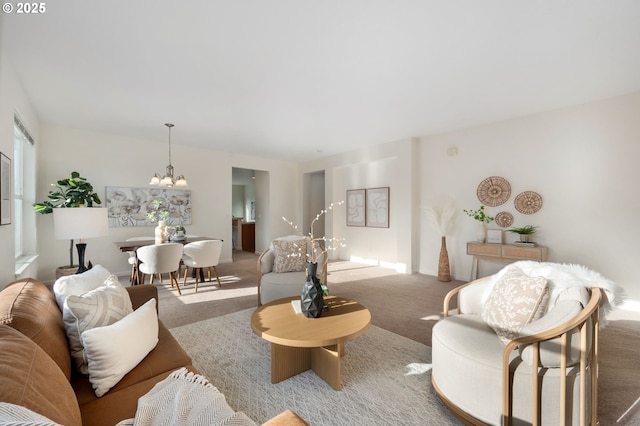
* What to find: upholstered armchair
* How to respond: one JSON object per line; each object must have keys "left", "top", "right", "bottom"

{"left": 431, "top": 261, "right": 620, "bottom": 426}
{"left": 257, "top": 235, "right": 327, "bottom": 305}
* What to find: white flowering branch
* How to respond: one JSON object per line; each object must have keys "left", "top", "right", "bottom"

{"left": 282, "top": 200, "right": 346, "bottom": 263}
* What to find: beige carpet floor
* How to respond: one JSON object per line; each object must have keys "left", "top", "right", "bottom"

{"left": 170, "top": 308, "right": 460, "bottom": 425}
{"left": 143, "top": 250, "right": 640, "bottom": 425}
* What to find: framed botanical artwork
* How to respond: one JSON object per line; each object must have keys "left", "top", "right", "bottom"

{"left": 486, "top": 229, "right": 503, "bottom": 244}
{"left": 0, "top": 152, "right": 11, "bottom": 225}
{"left": 346, "top": 189, "right": 366, "bottom": 227}
{"left": 105, "top": 186, "right": 192, "bottom": 227}
{"left": 366, "top": 187, "right": 389, "bottom": 228}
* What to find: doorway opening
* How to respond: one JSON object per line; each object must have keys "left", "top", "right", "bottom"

{"left": 232, "top": 167, "right": 269, "bottom": 257}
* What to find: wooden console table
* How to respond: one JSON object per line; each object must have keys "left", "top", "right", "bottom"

{"left": 467, "top": 242, "right": 548, "bottom": 280}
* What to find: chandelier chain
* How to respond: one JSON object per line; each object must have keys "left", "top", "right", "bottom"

{"left": 165, "top": 123, "right": 173, "bottom": 167}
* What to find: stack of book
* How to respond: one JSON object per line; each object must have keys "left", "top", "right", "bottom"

{"left": 513, "top": 241, "right": 538, "bottom": 247}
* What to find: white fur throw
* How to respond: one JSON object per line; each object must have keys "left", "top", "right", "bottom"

{"left": 484, "top": 261, "right": 625, "bottom": 325}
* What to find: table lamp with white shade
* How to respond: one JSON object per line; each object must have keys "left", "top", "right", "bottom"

{"left": 53, "top": 207, "right": 109, "bottom": 273}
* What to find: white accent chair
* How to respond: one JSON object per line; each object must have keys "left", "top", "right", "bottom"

{"left": 257, "top": 236, "right": 327, "bottom": 305}
{"left": 432, "top": 262, "right": 607, "bottom": 426}
{"left": 136, "top": 243, "right": 185, "bottom": 295}
{"left": 182, "top": 239, "right": 223, "bottom": 292}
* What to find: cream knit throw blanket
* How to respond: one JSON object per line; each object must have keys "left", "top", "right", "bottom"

{"left": 123, "top": 367, "right": 257, "bottom": 426}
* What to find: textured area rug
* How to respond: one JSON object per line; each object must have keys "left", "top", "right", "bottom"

{"left": 170, "top": 308, "right": 461, "bottom": 425}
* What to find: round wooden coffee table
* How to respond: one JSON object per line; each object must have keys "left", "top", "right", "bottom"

{"left": 251, "top": 295, "right": 371, "bottom": 390}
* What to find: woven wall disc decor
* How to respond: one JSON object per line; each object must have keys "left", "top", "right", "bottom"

{"left": 476, "top": 176, "right": 511, "bottom": 207}
{"left": 514, "top": 191, "right": 543, "bottom": 214}
{"left": 495, "top": 211, "right": 514, "bottom": 228}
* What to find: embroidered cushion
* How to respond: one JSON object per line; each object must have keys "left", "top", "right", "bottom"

{"left": 481, "top": 266, "right": 549, "bottom": 344}
{"left": 272, "top": 238, "right": 307, "bottom": 273}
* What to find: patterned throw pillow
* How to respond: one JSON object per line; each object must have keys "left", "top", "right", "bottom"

{"left": 481, "top": 266, "right": 549, "bottom": 344}
{"left": 272, "top": 239, "right": 307, "bottom": 273}
{"left": 62, "top": 275, "right": 133, "bottom": 374}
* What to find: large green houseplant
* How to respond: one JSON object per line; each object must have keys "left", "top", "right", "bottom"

{"left": 33, "top": 171, "right": 101, "bottom": 214}
{"left": 33, "top": 171, "right": 102, "bottom": 274}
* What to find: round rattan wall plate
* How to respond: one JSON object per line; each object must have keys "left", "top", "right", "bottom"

{"left": 514, "top": 191, "right": 543, "bottom": 214}
{"left": 477, "top": 176, "right": 511, "bottom": 207}
{"left": 495, "top": 211, "right": 514, "bottom": 228}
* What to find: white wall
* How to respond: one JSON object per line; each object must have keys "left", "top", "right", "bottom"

{"left": 303, "top": 171, "right": 325, "bottom": 242}
{"left": 300, "top": 138, "right": 417, "bottom": 272}
{"left": 298, "top": 93, "right": 639, "bottom": 302}
{"left": 2, "top": 22, "right": 638, "bottom": 302}
{"left": 35, "top": 125, "right": 298, "bottom": 281}
{"left": 0, "top": 30, "right": 41, "bottom": 286}
{"left": 231, "top": 185, "right": 244, "bottom": 218}
{"left": 243, "top": 181, "right": 255, "bottom": 221}
{"left": 419, "top": 92, "right": 640, "bottom": 301}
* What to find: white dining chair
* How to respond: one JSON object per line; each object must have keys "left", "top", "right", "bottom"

{"left": 125, "top": 237, "right": 155, "bottom": 284}
{"left": 182, "top": 239, "right": 223, "bottom": 292}
{"left": 137, "top": 243, "right": 185, "bottom": 295}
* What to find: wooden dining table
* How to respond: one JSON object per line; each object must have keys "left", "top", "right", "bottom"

{"left": 114, "top": 236, "right": 223, "bottom": 285}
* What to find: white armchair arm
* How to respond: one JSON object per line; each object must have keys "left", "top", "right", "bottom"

{"left": 443, "top": 276, "right": 493, "bottom": 316}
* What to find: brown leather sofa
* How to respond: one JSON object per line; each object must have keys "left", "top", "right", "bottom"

{"left": 0, "top": 278, "right": 307, "bottom": 426}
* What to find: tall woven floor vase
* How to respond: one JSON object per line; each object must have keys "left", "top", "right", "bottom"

{"left": 438, "top": 236, "right": 451, "bottom": 282}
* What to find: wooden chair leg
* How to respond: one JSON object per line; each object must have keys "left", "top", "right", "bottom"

{"left": 207, "top": 267, "right": 211, "bottom": 282}
{"left": 149, "top": 274, "right": 155, "bottom": 284}
{"left": 158, "top": 273, "right": 163, "bottom": 283}
{"left": 140, "top": 273, "right": 146, "bottom": 285}
{"left": 194, "top": 268, "right": 200, "bottom": 293}
{"left": 171, "top": 271, "right": 182, "bottom": 295}
{"left": 183, "top": 267, "right": 189, "bottom": 286}
{"left": 212, "top": 266, "right": 221, "bottom": 287}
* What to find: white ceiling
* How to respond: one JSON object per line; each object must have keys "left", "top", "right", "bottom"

{"left": 3, "top": 1, "right": 640, "bottom": 161}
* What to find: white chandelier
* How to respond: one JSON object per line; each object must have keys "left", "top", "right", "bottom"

{"left": 149, "top": 123, "right": 187, "bottom": 187}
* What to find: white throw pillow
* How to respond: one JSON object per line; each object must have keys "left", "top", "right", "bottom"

{"left": 481, "top": 266, "right": 549, "bottom": 344}
{"left": 63, "top": 275, "right": 133, "bottom": 374}
{"left": 82, "top": 298, "right": 159, "bottom": 397}
{"left": 53, "top": 264, "right": 112, "bottom": 311}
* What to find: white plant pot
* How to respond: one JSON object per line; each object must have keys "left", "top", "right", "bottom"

{"left": 476, "top": 222, "right": 486, "bottom": 243}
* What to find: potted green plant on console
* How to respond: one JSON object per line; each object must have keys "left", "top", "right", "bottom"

{"left": 507, "top": 225, "right": 538, "bottom": 243}
{"left": 33, "top": 171, "right": 104, "bottom": 277}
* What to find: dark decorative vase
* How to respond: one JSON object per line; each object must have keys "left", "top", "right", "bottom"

{"left": 301, "top": 262, "right": 324, "bottom": 318}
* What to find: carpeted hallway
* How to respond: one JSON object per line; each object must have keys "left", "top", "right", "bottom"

{"left": 149, "top": 250, "right": 640, "bottom": 425}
